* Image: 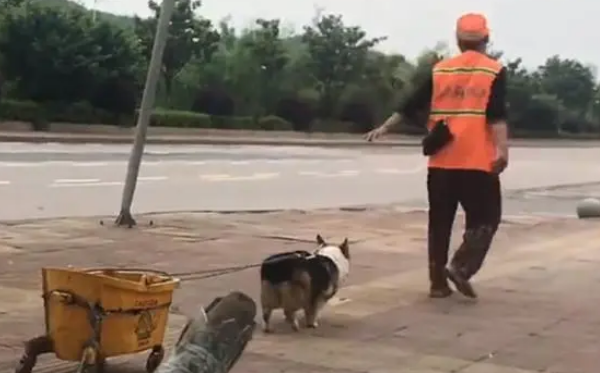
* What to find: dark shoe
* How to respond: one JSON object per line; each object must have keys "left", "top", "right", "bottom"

{"left": 429, "top": 286, "right": 453, "bottom": 298}
{"left": 445, "top": 267, "right": 477, "bottom": 298}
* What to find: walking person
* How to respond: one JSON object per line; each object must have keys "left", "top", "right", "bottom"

{"left": 365, "top": 13, "right": 509, "bottom": 299}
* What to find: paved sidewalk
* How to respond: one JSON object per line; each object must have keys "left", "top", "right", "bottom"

{"left": 1, "top": 207, "right": 599, "bottom": 372}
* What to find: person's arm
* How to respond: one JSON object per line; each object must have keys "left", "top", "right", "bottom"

{"left": 486, "top": 67, "right": 509, "bottom": 158}
{"left": 379, "top": 72, "right": 434, "bottom": 132}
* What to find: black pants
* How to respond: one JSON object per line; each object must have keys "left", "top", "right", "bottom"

{"left": 427, "top": 167, "right": 501, "bottom": 287}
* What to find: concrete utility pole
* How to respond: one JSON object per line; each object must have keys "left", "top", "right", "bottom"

{"left": 115, "top": 0, "right": 175, "bottom": 227}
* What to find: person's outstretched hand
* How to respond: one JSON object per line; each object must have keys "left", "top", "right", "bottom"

{"left": 364, "top": 125, "right": 388, "bottom": 142}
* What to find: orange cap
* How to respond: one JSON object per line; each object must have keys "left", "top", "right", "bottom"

{"left": 456, "top": 13, "right": 489, "bottom": 41}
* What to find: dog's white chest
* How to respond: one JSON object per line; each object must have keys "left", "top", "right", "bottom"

{"left": 316, "top": 246, "right": 350, "bottom": 283}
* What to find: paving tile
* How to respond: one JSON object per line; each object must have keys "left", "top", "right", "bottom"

{"left": 0, "top": 209, "right": 598, "bottom": 373}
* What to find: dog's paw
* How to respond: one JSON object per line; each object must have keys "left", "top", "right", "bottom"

{"left": 262, "top": 325, "right": 273, "bottom": 334}
{"left": 291, "top": 320, "right": 300, "bottom": 331}
{"left": 306, "top": 321, "right": 319, "bottom": 328}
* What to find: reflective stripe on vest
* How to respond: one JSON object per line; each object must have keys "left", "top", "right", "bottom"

{"left": 432, "top": 67, "right": 497, "bottom": 77}
{"left": 429, "top": 109, "right": 486, "bottom": 117}
{"left": 428, "top": 51, "right": 502, "bottom": 172}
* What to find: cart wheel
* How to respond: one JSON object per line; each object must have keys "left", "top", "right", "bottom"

{"left": 95, "top": 356, "right": 106, "bottom": 373}
{"left": 145, "top": 345, "right": 164, "bottom": 373}
{"left": 14, "top": 354, "right": 36, "bottom": 373}
{"left": 76, "top": 345, "right": 101, "bottom": 373}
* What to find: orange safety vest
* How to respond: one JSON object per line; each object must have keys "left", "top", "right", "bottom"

{"left": 428, "top": 50, "right": 502, "bottom": 172}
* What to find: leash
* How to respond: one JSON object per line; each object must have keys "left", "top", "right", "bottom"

{"left": 98, "top": 254, "right": 305, "bottom": 285}
{"left": 101, "top": 236, "right": 363, "bottom": 284}
{"left": 171, "top": 239, "right": 364, "bottom": 283}
{"left": 89, "top": 264, "right": 262, "bottom": 284}
{"left": 170, "top": 248, "right": 325, "bottom": 283}
{"left": 171, "top": 263, "right": 261, "bottom": 282}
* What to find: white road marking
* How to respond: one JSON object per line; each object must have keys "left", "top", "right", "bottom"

{"left": 47, "top": 177, "right": 166, "bottom": 188}
{"left": 53, "top": 178, "right": 101, "bottom": 184}
{"left": 265, "top": 159, "right": 288, "bottom": 164}
{"left": 297, "top": 171, "right": 321, "bottom": 176}
{"left": 0, "top": 181, "right": 10, "bottom": 185}
{"left": 0, "top": 162, "right": 35, "bottom": 167}
{"left": 338, "top": 170, "right": 360, "bottom": 176}
{"left": 142, "top": 161, "right": 161, "bottom": 166}
{"left": 298, "top": 170, "right": 360, "bottom": 177}
{"left": 199, "top": 172, "right": 280, "bottom": 182}
{"left": 0, "top": 159, "right": 340, "bottom": 168}
{"left": 376, "top": 166, "right": 424, "bottom": 174}
{"left": 138, "top": 176, "right": 168, "bottom": 181}
{"left": 71, "top": 162, "right": 108, "bottom": 167}
{"left": 246, "top": 172, "right": 280, "bottom": 180}
{"left": 264, "top": 159, "right": 321, "bottom": 164}
{"left": 49, "top": 181, "right": 123, "bottom": 188}
{"left": 0, "top": 161, "right": 111, "bottom": 167}
{"left": 199, "top": 174, "right": 231, "bottom": 181}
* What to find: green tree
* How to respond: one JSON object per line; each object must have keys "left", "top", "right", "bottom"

{"left": 302, "top": 13, "right": 385, "bottom": 117}
{"left": 538, "top": 56, "right": 596, "bottom": 117}
{"left": 0, "top": 2, "right": 142, "bottom": 107}
{"left": 411, "top": 44, "right": 447, "bottom": 88}
{"left": 3, "top": 4, "right": 600, "bottom": 136}
{"left": 1, "top": 0, "right": 24, "bottom": 11}
{"left": 503, "top": 55, "right": 598, "bottom": 134}
{"left": 505, "top": 57, "right": 537, "bottom": 129}
{"left": 241, "top": 19, "right": 289, "bottom": 116}
{"left": 87, "top": 21, "right": 144, "bottom": 115}
{"left": 134, "top": 0, "right": 220, "bottom": 102}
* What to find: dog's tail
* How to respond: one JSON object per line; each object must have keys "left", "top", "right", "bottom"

{"left": 290, "top": 269, "right": 311, "bottom": 291}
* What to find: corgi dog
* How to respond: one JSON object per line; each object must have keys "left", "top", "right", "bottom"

{"left": 260, "top": 234, "right": 350, "bottom": 332}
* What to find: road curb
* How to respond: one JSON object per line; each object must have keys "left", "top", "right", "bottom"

{"left": 0, "top": 133, "right": 420, "bottom": 147}
{"left": 0, "top": 202, "right": 571, "bottom": 225}
{"left": 3, "top": 132, "right": 600, "bottom": 148}
{"left": 0, "top": 204, "right": 411, "bottom": 224}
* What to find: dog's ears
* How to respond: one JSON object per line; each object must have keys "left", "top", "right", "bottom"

{"left": 339, "top": 238, "right": 350, "bottom": 258}
{"left": 316, "top": 234, "right": 326, "bottom": 246}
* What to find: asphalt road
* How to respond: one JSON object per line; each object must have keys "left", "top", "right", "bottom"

{"left": 1, "top": 142, "right": 600, "bottom": 220}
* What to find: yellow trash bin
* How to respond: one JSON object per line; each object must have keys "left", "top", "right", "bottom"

{"left": 16, "top": 267, "right": 180, "bottom": 373}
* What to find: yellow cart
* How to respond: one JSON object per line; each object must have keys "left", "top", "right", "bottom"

{"left": 15, "top": 268, "right": 179, "bottom": 373}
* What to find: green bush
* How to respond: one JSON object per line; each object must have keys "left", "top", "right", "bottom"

{"left": 0, "top": 99, "right": 124, "bottom": 127}
{"left": 230, "top": 116, "right": 255, "bottom": 129}
{"left": 210, "top": 115, "right": 255, "bottom": 129}
{"left": 311, "top": 119, "right": 351, "bottom": 133}
{"left": 0, "top": 100, "right": 43, "bottom": 122}
{"left": 47, "top": 101, "right": 116, "bottom": 124}
{"left": 148, "top": 111, "right": 258, "bottom": 130}
{"left": 0, "top": 100, "right": 377, "bottom": 133}
{"left": 257, "top": 115, "right": 293, "bottom": 131}
{"left": 149, "top": 109, "right": 212, "bottom": 128}
{"left": 0, "top": 100, "right": 50, "bottom": 131}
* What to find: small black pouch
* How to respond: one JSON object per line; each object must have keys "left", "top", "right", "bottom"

{"left": 422, "top": 120, "right": 453, "bottom": 156}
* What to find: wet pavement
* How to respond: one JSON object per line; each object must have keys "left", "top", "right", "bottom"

{"left": 1, "top": 206, "right": 599, "bottom": 372}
